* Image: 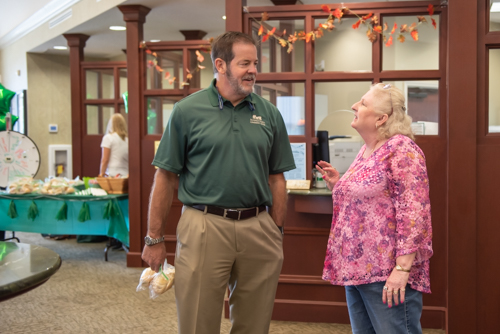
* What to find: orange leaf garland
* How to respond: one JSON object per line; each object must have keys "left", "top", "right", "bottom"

{"left": 411, "top": 30, "right": 418, "bottom": 41}
{"left": 186, "top": 73, "right": 193, "bottom": 80}
{"left": 305, "top": 32, "right": 313, "bottom": 43}
{"left": 278, "top": 38, "right": 288, "bottom": 47}
{"left": 431, "top": 18, "right": 437, "bottom": 29}
{"left": 268, "top": 27, "right": 276, "bottom": 36}
{"left": 288, "top": 33, "right": 298, "bottom": 43}
{"left": 155, "top": 65, "right": 163, "bottom": 72}
{"left": 261, "top": 12, "right": 269, "bottom": 22}
{"left": 384, "top": 22, "right": 388, "bottom": 32}
{"left": 385, "top": 35, "right": 393, "bottom": 47}
{"left": 164, "top": 71, "right": 170, "bottom": 80}
{"left": 417, "top": 16, "right": 427, "bottom": 23}
{"left": 258, "top": 25, "right": 264, "bottom": 36}
{"left": 398, "top": 34, "right": 406, "bottom": 43}
{"left": 145, "top": 49, "right": 152, "bottom": 54}
{"left": 373, "top": 25, "right": 382, "bottom": 33}
{"left": 362, "top": 13, "right": 373, "bottom": 21}
{"left": 332, "top": 8, "right": 343, "bottom": 20}
{"left": 198, "top": 64, "right": 206, "bottom": 69}
{"left": 287, "top": 43, "right": 294, "bottom": 53}
{"left": 367, "top": 29, "right": 377, "bottom": 43}
{"left": 321, "top": 4, "right": 331, "bottom": 13}
{"left": 195, "top": 50, "right": 204, "bottom": 62}
{"left": 168, "top": 77, "right": 176, "bottom": 85}
{"left": 427, "top": 4, "right": 434, "bottom": 16}
{"left": 353, "top": 20, "right": 361, "bottom": 29}
{"left": 390, "top": 23, "right": 397, "bottom": 34}
{"left": 262, "top": 34, "right": 269, "bottom": 42}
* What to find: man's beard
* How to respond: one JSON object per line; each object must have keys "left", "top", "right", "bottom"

{"left": 226, "top": 67, "right": 254, "bottom": 96}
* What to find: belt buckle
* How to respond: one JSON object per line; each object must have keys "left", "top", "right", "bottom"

{"left": 223, "top": 209, "right": 242, "bottom": 220}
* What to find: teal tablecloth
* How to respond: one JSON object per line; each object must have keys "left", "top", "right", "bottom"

{"left": 0, "top": 193, "right": 129, "bottom": 246}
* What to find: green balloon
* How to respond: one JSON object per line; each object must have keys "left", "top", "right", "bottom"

{"left": 0, "top": 115, "right": 19, "bottom": 131}
{"left": 0, "top": 83, "right": 16, "bottom": 115}
{"left": 122, "top": 91, "right": 128, "bottom": 114}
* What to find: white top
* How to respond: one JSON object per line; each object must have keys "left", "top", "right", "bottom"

{"left": 101, "top": 133, "right": 129, "bottom": 177}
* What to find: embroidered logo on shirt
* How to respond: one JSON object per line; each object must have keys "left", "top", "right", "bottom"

{"left": 250, "top": 115, "right": 265, "bottom": 126}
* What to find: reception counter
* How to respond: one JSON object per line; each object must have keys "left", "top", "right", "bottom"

{"left": 0, "top": 193, "right": 129, "bottom": 246}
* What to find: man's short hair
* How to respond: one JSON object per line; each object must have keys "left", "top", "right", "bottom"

{"left": 211, "top": 31, "right": 256, "bottom": 74}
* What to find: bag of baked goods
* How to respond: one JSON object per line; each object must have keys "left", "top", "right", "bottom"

{"left": 149, "top": 260, "right": 175, "bottom": 299}
{"left": 136, "top": 267, "right": 156, "bottom": 292}
{"left": 136, "top": 259, "right": 175, "bottom": 299}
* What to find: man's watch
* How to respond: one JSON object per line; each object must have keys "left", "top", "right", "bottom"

{"left": 144, "top": 235, "right": 164, "bottom": 246}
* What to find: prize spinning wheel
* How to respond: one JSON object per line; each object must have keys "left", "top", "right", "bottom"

{"left": 0, "top": 130, "right": 41, "bottom": 189}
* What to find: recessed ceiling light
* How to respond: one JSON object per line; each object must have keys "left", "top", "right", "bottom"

{"left": 110, "top": 26, "right": 126, "bottom": 31}
{"left": 492, "top": 3, "right": 500, "bottom": 12}
{"left": 222, "top": 15, "right": 227, "bottom": 20}
{"left": 150, "top": 39, "right": 161, "bottom": 42}
{"left": 53, "top": 46, "right": 67, "bottom": 50}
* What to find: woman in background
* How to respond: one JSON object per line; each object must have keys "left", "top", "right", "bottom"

{"left": 98, "top": 113, "right": 128, "bottom": 178}
{"left": 316, "top": 83, "right": 433, "bottom": 334}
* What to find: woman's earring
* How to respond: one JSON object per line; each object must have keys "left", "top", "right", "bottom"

{"left": 375, "top": 123, "right": 379, "bottom": 129}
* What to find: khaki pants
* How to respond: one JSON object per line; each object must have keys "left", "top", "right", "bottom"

{"left": 175, "top": 206, "right": 283, "bottom": 334}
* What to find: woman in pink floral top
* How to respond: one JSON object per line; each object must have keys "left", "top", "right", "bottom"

{"left": 316, "top": 83, "right": 433, "bottom": 334}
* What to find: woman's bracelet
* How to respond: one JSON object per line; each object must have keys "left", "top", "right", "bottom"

{"left": 395, "top": 264, "right": 411, "bottom": 272}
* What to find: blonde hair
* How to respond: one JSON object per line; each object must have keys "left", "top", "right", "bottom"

{"left": 370, "top": 83, "right": 415, "bottom": 141}
{"left": 108, "top": 113, "right": 128, "bottom": 141}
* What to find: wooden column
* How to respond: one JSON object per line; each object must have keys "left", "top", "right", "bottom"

{"left": 448, "top": 0, "right": 478, "bottom": 332}
{"left": 63, "top": 33, "right": 90, "bottom": 179}
{"left": 118, "top": 4, "right": 151, "bottom": 267}
{"left": 226, "top": 0, "right": 246, "bottom": 32}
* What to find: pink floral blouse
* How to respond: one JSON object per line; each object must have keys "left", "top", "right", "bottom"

{"left": 322, "top": 134, "right": 433, "bottom": 293}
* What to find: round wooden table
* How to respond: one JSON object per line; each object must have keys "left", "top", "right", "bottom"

{"left": 0, "top": 241, "right": 61, "bottom": 301}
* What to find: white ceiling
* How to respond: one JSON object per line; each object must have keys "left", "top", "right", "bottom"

{"left": 0, "top": 0, "right": 443, "bottom": 59}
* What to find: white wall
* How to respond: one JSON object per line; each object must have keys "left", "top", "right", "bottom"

{"left": 0, "top": 0, "right": 125, "bottom": 91}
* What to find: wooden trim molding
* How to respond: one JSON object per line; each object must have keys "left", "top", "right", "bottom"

{"left": 118, "top": 5, "right": 151, "bottom": 268}
{"left": 63, "top": 33, "right": 89, "bottom": 179}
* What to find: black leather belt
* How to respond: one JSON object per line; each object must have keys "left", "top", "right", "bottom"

{"left": 191, "top": 205, "right": 267, "bottom": 221}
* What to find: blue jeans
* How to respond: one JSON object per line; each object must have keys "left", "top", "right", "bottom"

{"left": 345, "top": 282, "right": 423, "bottom": 334}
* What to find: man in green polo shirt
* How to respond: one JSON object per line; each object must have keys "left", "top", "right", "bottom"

{"left": 142, "top": 31, "right": 296, "bottom": 334}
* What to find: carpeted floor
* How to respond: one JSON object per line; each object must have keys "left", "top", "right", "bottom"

{"left": 0, "top": 232, "right": 445, "bottom": 334}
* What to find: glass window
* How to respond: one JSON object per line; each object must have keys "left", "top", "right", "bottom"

{"left": 86, "top": 105, "right": 115, "bottom": 135}
{"left": 314, "top": 82, "right": 372, "bottom": 136}
{"left": 252, "top": 19, "right": 305, "bottom": 73}
{"left": 384, "top": 80, "right": 439, "bottom": 135}
{"left": 86, "top": 69, "right": 115, "bottom": 100}
{"left": 146, "top": 97, "right": 179, "bottom": 134}
{"left": 383, "top": 15, "right": 439, "bottom": 70}
{"left": 255, "top": 82, "right": 305, "bottom": 135}
{"left": 119, "top": 68, "right": 128, "bottom": 97}
{"left": 491, "top": 1, "right": 500, "bottom": 31}
{"left": 146, "top": 51, "right": 184, "bottom": 90}
{"left": 489, "top": 49, "right": 500, "bottom": 133}
{"left": 314, "top": 17, "right": 372, "bottom": 72}
{"left": 189, "top": 50, "right": 214, "bottom": 89}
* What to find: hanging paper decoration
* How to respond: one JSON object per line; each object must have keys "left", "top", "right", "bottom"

{"left": 0, "top": 83, "right": 18, "bottom": 131}
{"left": 56, "top": 202, "right": 68, "bottom": 221}
{"left": 102, "top": 200, "right": 117, "bottom": 219}
{"left": 7, "top": 200, "right": 18, "bottom": 219}
{"left": 78, "top": 202, "right": 91, "bottom": 222}
{"left": 27, "top": 201, "right": 39, "bottom": 221}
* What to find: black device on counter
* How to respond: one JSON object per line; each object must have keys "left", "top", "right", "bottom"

{"left": 313, "top": 130, "right": 330, "bottom": 165}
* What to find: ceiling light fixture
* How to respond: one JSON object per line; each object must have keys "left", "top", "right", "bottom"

{"left": 222, "top": 15, "right": 227, "bottom": 20}
{"left": 109, "top": 26, "right": 126, "bottom": 31}
{"left": 150, "top": 39, "right": 161, "bottom": 42}
{"left": 53, "top": 46, "right": 68, "bottom": 50}
{"left": 492, "top": 3, "right": 500, "bottom": 12}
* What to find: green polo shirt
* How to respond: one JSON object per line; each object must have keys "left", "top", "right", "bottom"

{"left": 152, "top": 78, "right": 295, "bottom": 208}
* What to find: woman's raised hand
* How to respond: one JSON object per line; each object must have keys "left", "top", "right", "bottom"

{"left": 316, "top": 160, "right": 340, "bottom": 190}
